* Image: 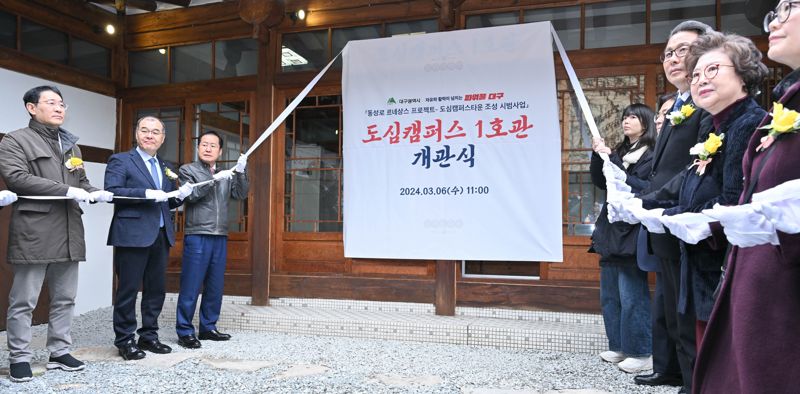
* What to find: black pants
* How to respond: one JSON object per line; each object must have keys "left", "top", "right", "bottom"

{"left": 113, "top": 229, "right": 168, "bottom": 347}
{"left": 651, "top": 271, "right": 682, "bottom": 376}
{"left": 659, "top": 257, "right": 697, "bottom": 391}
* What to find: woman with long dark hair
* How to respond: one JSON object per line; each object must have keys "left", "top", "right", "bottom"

{"left": 589, "top": 103, "right": 657, "bottom": 374}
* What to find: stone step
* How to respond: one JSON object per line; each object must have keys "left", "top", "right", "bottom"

{"left": 159, "top": 294, "right": 607, "bottom": 355}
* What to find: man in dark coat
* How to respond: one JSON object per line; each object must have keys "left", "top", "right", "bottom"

{"left": 0, "top": 85, "right": 113, "bottom": 383}
{"left": 633, "top": 21, "right": 714, "bottom": 394}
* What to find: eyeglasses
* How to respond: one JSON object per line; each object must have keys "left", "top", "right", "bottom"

{"left": 660, "top": 45, "right": 690, "bottom": 63}
{"left": 199, "top": 142, "right": 219, "bottom": 149}
{"left": 137, "top": 129, "right": 164, "bottom": 136}
{"left": 763, "top": 1, "right": 800, "bottom": 33}
{"left": 690, "top": 63, "right": 736, "bottom": 85}
{"left": 38, "top": 100, "right": 68, "bottom": 110}
{"left": 653, "top": 112, "right": 667, "bottom": 122}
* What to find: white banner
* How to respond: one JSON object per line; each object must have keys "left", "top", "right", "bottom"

{"left": 342, "top": 22, "right": 562, "bottom": 262}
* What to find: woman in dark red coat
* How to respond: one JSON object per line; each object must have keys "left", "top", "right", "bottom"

{"left": 693, "top": 1, "right": 800, "bottom": 392}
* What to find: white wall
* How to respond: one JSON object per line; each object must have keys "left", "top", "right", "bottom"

{"left": 0, "top": 67, "right": 116, "bottom": 315}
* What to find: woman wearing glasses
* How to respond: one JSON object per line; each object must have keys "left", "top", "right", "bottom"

{"left": 589, "top": 103, "right": 657, "bottom": 374}
{"left": 693, "top": 1, "right": 800, "bottom": 392}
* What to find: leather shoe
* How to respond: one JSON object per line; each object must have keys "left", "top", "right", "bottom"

{"left": 199, "top": 330, "right": 231, "bottom": 341}
{"left": 634, "top": 372, "right": 683, "bottom": 386}
{"left": 678, "top": 388, "right": 688, "bottom": 394}
{"left": 137, "top": 338, "right": 172, "bottom": 354}
{"left": 118, "top": 341, "right": 145, "bottom": 360}
{"left": 178, "top": 335, "right": 202, "bottom": 349}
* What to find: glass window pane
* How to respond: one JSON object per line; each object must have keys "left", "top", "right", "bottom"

{"left": 585, "top": 0, "right": 645, "bottom": 49}
{"left": 465, "top": 12, "right": 519, "bottom": 29}
{"left": 129, "top": 49, "right": 168, "bottom": 87}
{"left": 215, "top": 38, "right": 258, "bottom": 78}
{"left": 650, "top": 0, "right": 716, "bottom": 44}
{"left": 172, "top": 42, "right": 212, "bottom": 83}
{"left": 721, "top": 0, "right": 762, "bottom": 37}
{"left": 524, "top": 6, "right": 580, "bottom": 50}
{"left": 281, "top": 30, "right": 329, "bottom": 72}
{"left": 386, "top": 19, "right": 438, "bottom": 36}
{"left": 21, "top": 19, "right": 67, "bottom": 64}
{"left": 0, "top": 11, "right": 16, "bottom": 49}
{"left": 71, "top": 38, "right": 110, "bottom": 77}
{"left": 332, "top": 25, "right": 381, "bottom": 68}
{"left": 285, "top": 101, "right": 343, "bottom": 233}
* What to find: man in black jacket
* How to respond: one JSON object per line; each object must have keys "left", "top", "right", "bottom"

{"left": 632, "top": 21, "right": 715, "bottom": 394}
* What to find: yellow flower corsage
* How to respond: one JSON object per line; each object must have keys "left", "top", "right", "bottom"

{"left": 688, "top": 132, "right": 724, "bottom": 176}
{"left": 666, "top": 104, "right": 696, "bottom": 126}
{"left": 756, "top": 102, "right": 800, "bottom": 151}
{"left": 164, "top": 167, "right": 179, "bottom": 181}
{"left": 65, "top": 156, "right": 84, "bottom": 172}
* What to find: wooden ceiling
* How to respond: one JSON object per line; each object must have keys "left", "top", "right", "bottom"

{"left": 86, "top": 0, "right": 224, "bottom": 14}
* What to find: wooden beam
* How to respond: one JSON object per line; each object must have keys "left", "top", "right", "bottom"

{"left": 434, "top": 260, "right": 456, "bottom": 315}
{"left": 118, "top": 75, "right": 256, "bottom": 101}
{"left": 458, "top": 280, "right": 601, "bottom": 313}
{"left": 270, "top": 274, "right": 435, "bottom": 302}
{"left": 0, "top": 46, "right": 116, "bottom": 97}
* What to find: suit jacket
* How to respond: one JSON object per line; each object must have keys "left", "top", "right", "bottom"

{"left": 640, "top": 96, "right": 713, "bottom": 260}
{"left": 105, "top": 148, "right": 183, "bottom": 248}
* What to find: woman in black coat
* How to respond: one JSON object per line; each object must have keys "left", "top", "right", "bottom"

{"left": 589, "top": 103, "right": 657, "bottom": 373}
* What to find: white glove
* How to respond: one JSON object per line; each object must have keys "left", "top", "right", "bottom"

{"left": 233, "top": 154, "right": 248, "bottom": 173}
{"left": 213, "top": 169, "right": 235, "bottom": 181}
{"left": 752, "top": 179, "right": 800, "bottom": 203}
{"left": 89, "top": 190, "right": 114, "bottom": 203}
{"left": 753, "top": 199, "right": 800, "bottom": 234}
{"left": 607, "top": 200, "right": 626, "bottom": 223}
{"left": 66, "top": 187, "right": 92, "bottom": 203}
{"left": 702, "top": 203, "right": 779, "bottom": 247}
{"left": 145, "top": 189, "right": 169, "bottom": 202}
{"left": 638, "top": 208, "right": 666, "bottom": 234}
{"left": 175, "top": 183, "right": 194, "bottom": 200}
{"left": 619, "top": 198, "right": 644, "bottom": 224}
{"left": 608, "top": 178, "right": 632, "bottom": 194}
{"left": 660, "top": 212, "right": 714, "bottom": 244}
{"left": 602, "top": 160, "right": 627, "bottom": 182}
{"left": 0, "top": 190, "right": 17, "bottom": 206}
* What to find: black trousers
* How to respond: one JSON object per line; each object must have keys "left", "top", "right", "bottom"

{"left": 113, "top": 229, "right": 168, "bottom": 347}
{"left": 659, "top": 257, "right": 697, "bottom": 391}
{"left": 651, "top": 271, "right": 682, "bottom": 376}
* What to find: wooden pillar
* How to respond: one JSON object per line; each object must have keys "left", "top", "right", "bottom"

{"left": 434, "top": 260, "right": 457, "bottom": 316}
{"left": 250, "top": 26, "right": 274, "bottom": 306}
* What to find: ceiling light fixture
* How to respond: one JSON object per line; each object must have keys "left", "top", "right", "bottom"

{"left": 105, "top": 24, "right": 116, "bottom": 35}
{"left": 289, "top": 9, "right": 306, "bottom": 23}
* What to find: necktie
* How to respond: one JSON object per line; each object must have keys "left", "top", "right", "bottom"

{"left": 148, "top": 158, "right": 165, "bottom": 227}
{"left": 673, "top": 96, "right": 685, "bottom": 112}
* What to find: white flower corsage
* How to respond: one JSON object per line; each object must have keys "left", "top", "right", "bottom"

{"left": 666, "top": 104, "right": 697, "bottom": 126}
{"left": 164, "top": 167, "right": 179, "bottom": 181}
{"left": 65, "top": 156, "right": 84, "bottom": 172}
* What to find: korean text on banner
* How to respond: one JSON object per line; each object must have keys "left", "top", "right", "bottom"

{"left": 342, "top": 22, "right": 562, "bottom": 262}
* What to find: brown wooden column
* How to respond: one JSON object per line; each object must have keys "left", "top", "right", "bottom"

{"left": 434, "top": 260, "right": 457, "bottom": 316}
{"left": 250, "top": 26, "right": 274, "bottom": 306}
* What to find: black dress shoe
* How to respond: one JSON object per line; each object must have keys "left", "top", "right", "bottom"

{"left": 118, "top": 341, "right": 146, "bottom": 360}
{"left": 178, "top": 335, "right": 202, "bottom": 349}
{"left": 199, "top": 330, "right": 231, "bottom": 341}
{"left": 137, "top": 338, "right": 172, "bottom": 354}
{"left": 678, "top": 387, "right": 688, "bottom": 394}
{"left": 634, "top": 372, "right": 683, "bottom": 386}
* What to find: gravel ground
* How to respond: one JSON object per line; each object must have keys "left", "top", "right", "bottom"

{"left": 0, "top": 307, "right": 678, "bottom": 394}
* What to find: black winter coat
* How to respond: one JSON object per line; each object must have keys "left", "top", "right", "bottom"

{"left": 589, "top": 148, "right": 654, "bottom": 266}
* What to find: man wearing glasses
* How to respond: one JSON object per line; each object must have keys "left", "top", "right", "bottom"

{"left": 174, "top": 130, "right": 248, "bottom": 349}
{"left": 629, "top": 21, "right": 715, "bottom": 394}
{"left": 0, "top": 85, "right": 113, "bottom": 382}
{"left": 104, "top": 116, "right": 193, "bottom": 360}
